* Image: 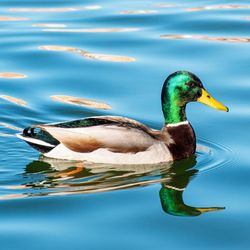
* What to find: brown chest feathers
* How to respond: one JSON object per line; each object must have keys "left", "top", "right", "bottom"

{"left": 163, "top": 123, "right": 196, "bottom": 161}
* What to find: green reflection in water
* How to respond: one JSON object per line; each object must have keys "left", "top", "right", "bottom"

{"left": 159, "top": 157, "right": 224, "bottom": 217}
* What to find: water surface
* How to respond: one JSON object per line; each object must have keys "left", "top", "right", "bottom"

{"left": 0, "top": 0, "right": 249, "bottom": 249}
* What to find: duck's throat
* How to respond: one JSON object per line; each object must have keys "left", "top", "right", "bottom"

{"left": 162, "top": 102, "right": 187, "bottom": 124}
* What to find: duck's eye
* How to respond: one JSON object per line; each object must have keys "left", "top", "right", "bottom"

{"left": 186, "top": 81, "right": 196, "bottom": 88}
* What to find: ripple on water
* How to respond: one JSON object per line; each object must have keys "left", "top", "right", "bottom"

{"left": 0, "top": 122, "right": 22, "bottom": 132}
{"left": 196, "top": 137, "right": 233, "bottom": 173}
{"left": 0, "top": 133, "right": 14, "bottom": 137}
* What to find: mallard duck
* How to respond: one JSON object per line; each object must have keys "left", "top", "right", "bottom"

{"left": 17, "top": 71, "right": 228, "bottom": 164}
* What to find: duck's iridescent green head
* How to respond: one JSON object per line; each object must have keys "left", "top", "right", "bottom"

{"left": 161, "top": 71, "right": 228, "bottom": 124}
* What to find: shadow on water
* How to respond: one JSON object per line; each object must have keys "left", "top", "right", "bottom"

{"left": 4, "top": 155, "right": 223, "bottom": 217}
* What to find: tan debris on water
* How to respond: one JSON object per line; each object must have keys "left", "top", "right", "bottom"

{"left": 0, "top": 72, "right": 27, "bottom": 78}
{"left": 0, "top": 95, "right": 27, "bottom": 106}
{"left": 83, "top": 53, "right": 136, "bottom": 62}
{"left": 39, "top": 45, "right": 136, "bottom": 62}
{"left": 32, "top": 23, "right": 66, "bottom": 28}
{"left": 185, "top": 4, "right": 250, "bottom": 12}
{"left": 9, "top": 5, "right": 102, "bottom": 12}
{"left": 42, "top": 28, "right": 140, "bottom": 33}
{"left": 38, "top": 45, "right": 79, "bottom": 52}
{"left": 51, "top": 95, "right": 112, "bottom": 110}
{"left": 0, "top": 16, "right": 31, "bottom": 21}
{"left": 119, "top": 10, "right": 158, "bottom": 14}
{"left": 160, "top": 34, "right": 250, "bottom": 43}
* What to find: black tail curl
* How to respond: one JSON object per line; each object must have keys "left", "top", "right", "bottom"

{"left": 22, "top": 126, "right": 60, "bottom": 154}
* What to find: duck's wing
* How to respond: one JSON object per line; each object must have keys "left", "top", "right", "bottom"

{"left": 19, "top": 116, "right": 168, "bottom": 154}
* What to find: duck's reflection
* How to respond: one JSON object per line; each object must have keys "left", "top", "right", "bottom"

{"left": 159, "top": 157, "right": 224, "bottom": 216}
{"left": 6, "top": 156, "right": 224, "bottom": 217}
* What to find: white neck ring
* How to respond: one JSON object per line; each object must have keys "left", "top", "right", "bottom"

{"left": 166, "top": 121, "right": 189, "bottom": 127}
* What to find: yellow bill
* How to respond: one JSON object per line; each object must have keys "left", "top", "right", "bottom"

{"left": 196, "top": 207, "right": 225, "bottom": 213}
{"left": 197, "top": 89, "right": 229, "bottom": 112}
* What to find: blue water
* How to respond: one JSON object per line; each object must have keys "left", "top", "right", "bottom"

{"left": 0, "top": 0, "right": 250, "bottom": 249}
